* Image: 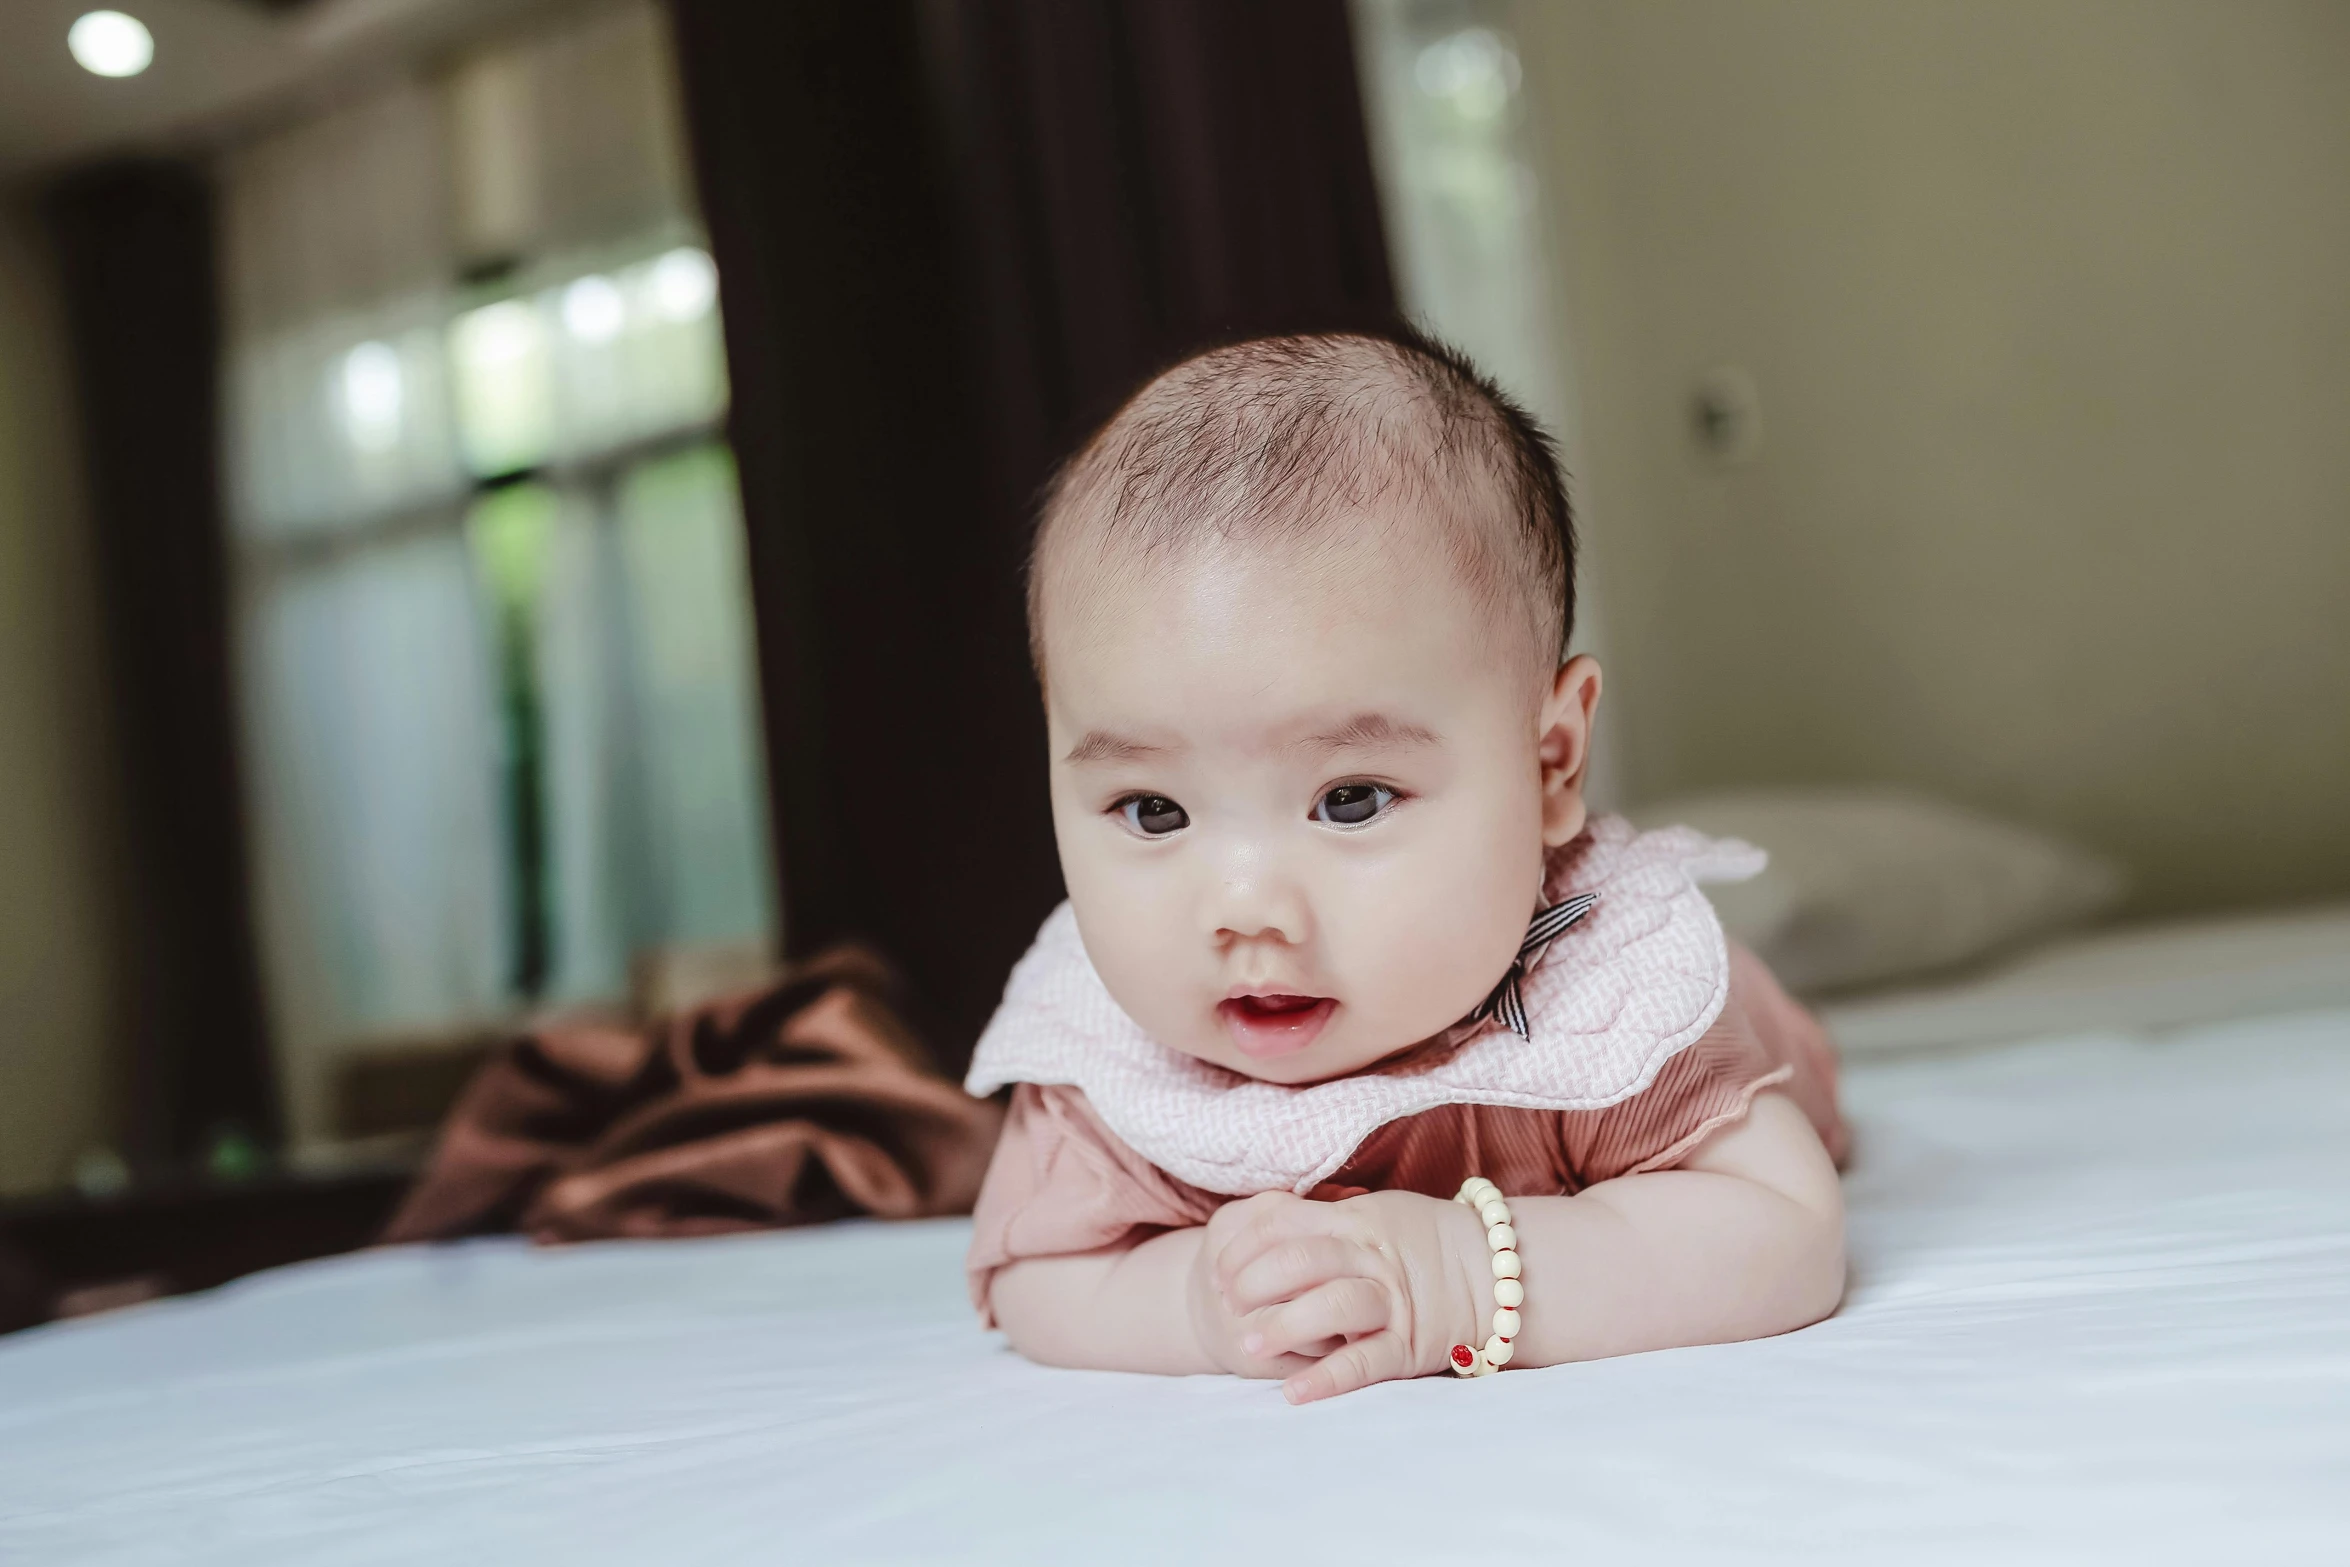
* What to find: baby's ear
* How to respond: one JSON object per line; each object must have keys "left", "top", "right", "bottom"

{"left": 1537, "top": 656, "right": 1603, "bottom": 847}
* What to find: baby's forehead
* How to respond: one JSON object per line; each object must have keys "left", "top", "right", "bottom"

{"left": 1037, "top": 459, "right": 1524, "bottom": 683}
{"left": 1051, "top": 500, "right": 1467, "bottom": 634}
{"left": 1042, "top": 522, "right": 1525, "bottom": 742}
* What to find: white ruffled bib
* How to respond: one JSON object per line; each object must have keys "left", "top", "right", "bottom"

{"left": 964, "top": 815, "right": 1765, "bottom": 1195}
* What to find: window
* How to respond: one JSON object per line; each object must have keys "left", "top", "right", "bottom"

{"left": 1353, "top": 0, "right": 1578, "bottom": 467}
{"left": 1352, "top": 0, "right": 1618, "bottom": 808}
{"left": 221, "top": 5, "right": 773, "bottom": 1149}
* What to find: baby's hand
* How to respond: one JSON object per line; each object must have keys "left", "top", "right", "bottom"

{"left": 1206, "top": 1188, "right": 1488, "bottom": 1403}
{"left": 1185, "top": 1192, "right": 1330, "bottom": 1381}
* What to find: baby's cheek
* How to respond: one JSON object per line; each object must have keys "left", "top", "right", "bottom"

{"left": 1075, "top": 887, "right": 1190, "bottom": 1032}
{"left": 1332, "top": 819, "right": 1536, "bottom": 1037}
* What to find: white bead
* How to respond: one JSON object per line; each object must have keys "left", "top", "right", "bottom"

{"left": 1460, "top": 1179, "right": 1495, "bottom": 1204}
{"left": 1478, "top": 1199, "right": 1511, "bottom": 1228}
{"left": 1492, "top": 1306, "right": 1522, "bottom": 1339}
{"left": 1491, "top": 1250, "right": 1522, "bottom": 1280}
{"left": 1483, "top": 1335, "right": 1515, "bottom": 1367}
{"left": 1493, "top": 1277, "right": 1525, "bottom": 1309}
{"left": 1485, "top": 1222, "right": 1516, "bottom": 1253}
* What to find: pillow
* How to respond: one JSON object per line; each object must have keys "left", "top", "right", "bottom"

{"left": 1630, "top": 788, "right": 2126, "bottom": 996}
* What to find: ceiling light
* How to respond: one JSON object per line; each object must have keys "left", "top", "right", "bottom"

{"left": 69, "top": 11, "right": 154, "bottom": 79}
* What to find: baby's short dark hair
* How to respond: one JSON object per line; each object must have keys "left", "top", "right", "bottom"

{"left": 1027, "top": 326, "right": 1575, "bottom": 680}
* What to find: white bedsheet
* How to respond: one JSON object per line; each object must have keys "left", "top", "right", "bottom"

{"left": 4, "top": 1007, "right": 2347, "bottom": 1564}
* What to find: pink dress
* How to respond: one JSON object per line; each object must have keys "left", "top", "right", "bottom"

{"left": 962, "top": 820, "right": 1848, "bottom": 1321}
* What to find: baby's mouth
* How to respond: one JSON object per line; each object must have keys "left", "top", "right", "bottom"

{"left": 1217, "top": 992, "right": 1339, "bottom": 1059}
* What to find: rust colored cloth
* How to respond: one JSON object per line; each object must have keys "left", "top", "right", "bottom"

{"left": 382, "top": 948, "right": 1003, "bottom": 1245}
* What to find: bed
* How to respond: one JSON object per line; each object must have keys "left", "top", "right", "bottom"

{"left": 4, "top": 910, "right": 2347, "bottom": 1564}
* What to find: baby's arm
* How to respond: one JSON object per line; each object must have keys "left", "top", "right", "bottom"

{"left": 989, "top": 1091, "right": 1842, "bottom": 1397}
{"left": 989, "top": 1229, "right": 1216, "bottom": 1375}
{"left": 990, "top": 1215, "right": 1337, "bottom": 1380}
{"left": 1229, "top": 1091, "right": 1844, "bottom": 1401}
{"left": 1494, "top": 1090, "right": 1845, "bottom": 1365}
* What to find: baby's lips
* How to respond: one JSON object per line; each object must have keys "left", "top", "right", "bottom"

{"left": 1217, "top": 993, "right": 1339, "bottom": 1059}
{"left": 1230, "top": 992, "right": 1324, "bottom": 1016}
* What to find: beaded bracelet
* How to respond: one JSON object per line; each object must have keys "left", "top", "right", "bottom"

{"left": 1448, "top": 1176, "right": 1524, "bottom": 1377}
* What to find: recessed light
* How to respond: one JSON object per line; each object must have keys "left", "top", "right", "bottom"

{"left": 69, "top": 11, "right": 155, "bottom": 79}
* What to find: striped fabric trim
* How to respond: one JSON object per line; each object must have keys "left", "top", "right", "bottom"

{"left": 1470, "top": 892, "right": 1600, "bottom": 1040}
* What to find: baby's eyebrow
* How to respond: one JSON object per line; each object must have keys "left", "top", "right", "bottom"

{"left": 1295, "top": 713, "right": 1442, "bottom": 753}
{"left": 1064, "top": 730, "right": 1168, "bottom": 765}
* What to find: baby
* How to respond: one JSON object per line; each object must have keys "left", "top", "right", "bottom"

{"left": 965, "top": 330, "right": 1848, "bottom": 1403}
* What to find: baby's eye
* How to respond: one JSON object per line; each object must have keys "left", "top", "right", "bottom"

{"left": 1117, "top": 794, "right": 1190, "bottom": 836}
{"left": 1314, "top": 783, "right": 1395, "bottom": 827}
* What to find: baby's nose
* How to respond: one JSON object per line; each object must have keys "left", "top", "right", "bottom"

{"left": 1204, "top": 844, "right": 1312, "bottom": 947}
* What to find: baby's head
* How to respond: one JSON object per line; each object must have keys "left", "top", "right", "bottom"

{"left": 1030, "top": 330, "right": 1601, "bottom": 1085}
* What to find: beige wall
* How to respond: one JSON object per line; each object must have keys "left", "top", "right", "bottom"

{"left": 1515, "top": 0, "right": 2350, "bottom": 915}
{"left": 0, "top": 194, "right": 122, "bottom": 1195}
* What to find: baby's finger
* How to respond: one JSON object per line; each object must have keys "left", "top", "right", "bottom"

{"left": 1205, "top": 1189, "right": 1298, "bottom": 1243}
{"left": 1214, "top": 1197, "right": 1344, "bottom": 1293}
{"left": 1223, "top": 1235, "right": 1360, "bottom": 1313}
{"left": 1241, "top": 1277, "right": 1389, "bottom": 1361}
{"left": 1282, "top": 1329, "right": 1412, "bottom": 1405}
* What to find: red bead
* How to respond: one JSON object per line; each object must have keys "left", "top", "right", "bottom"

{"left": 1450, "top": 1344, "right": 1474, "bottom": 1367}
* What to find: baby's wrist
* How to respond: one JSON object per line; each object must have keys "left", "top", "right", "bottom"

{"left": 1431, "top": 1194, "right": 1495, "bottom": 1368}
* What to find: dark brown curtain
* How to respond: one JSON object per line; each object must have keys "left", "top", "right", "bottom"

{"left": 43, "top": 160, "right": 280, "bottom": 1165}
{"left": 667, "top": 0, "right": 1034, "bottom": 1070}
{"left": 667, "top": 0, "right": 1397, "bottom": 1072}
{"left": 923, "top": 0, "right": 1399, "bottom": 493}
